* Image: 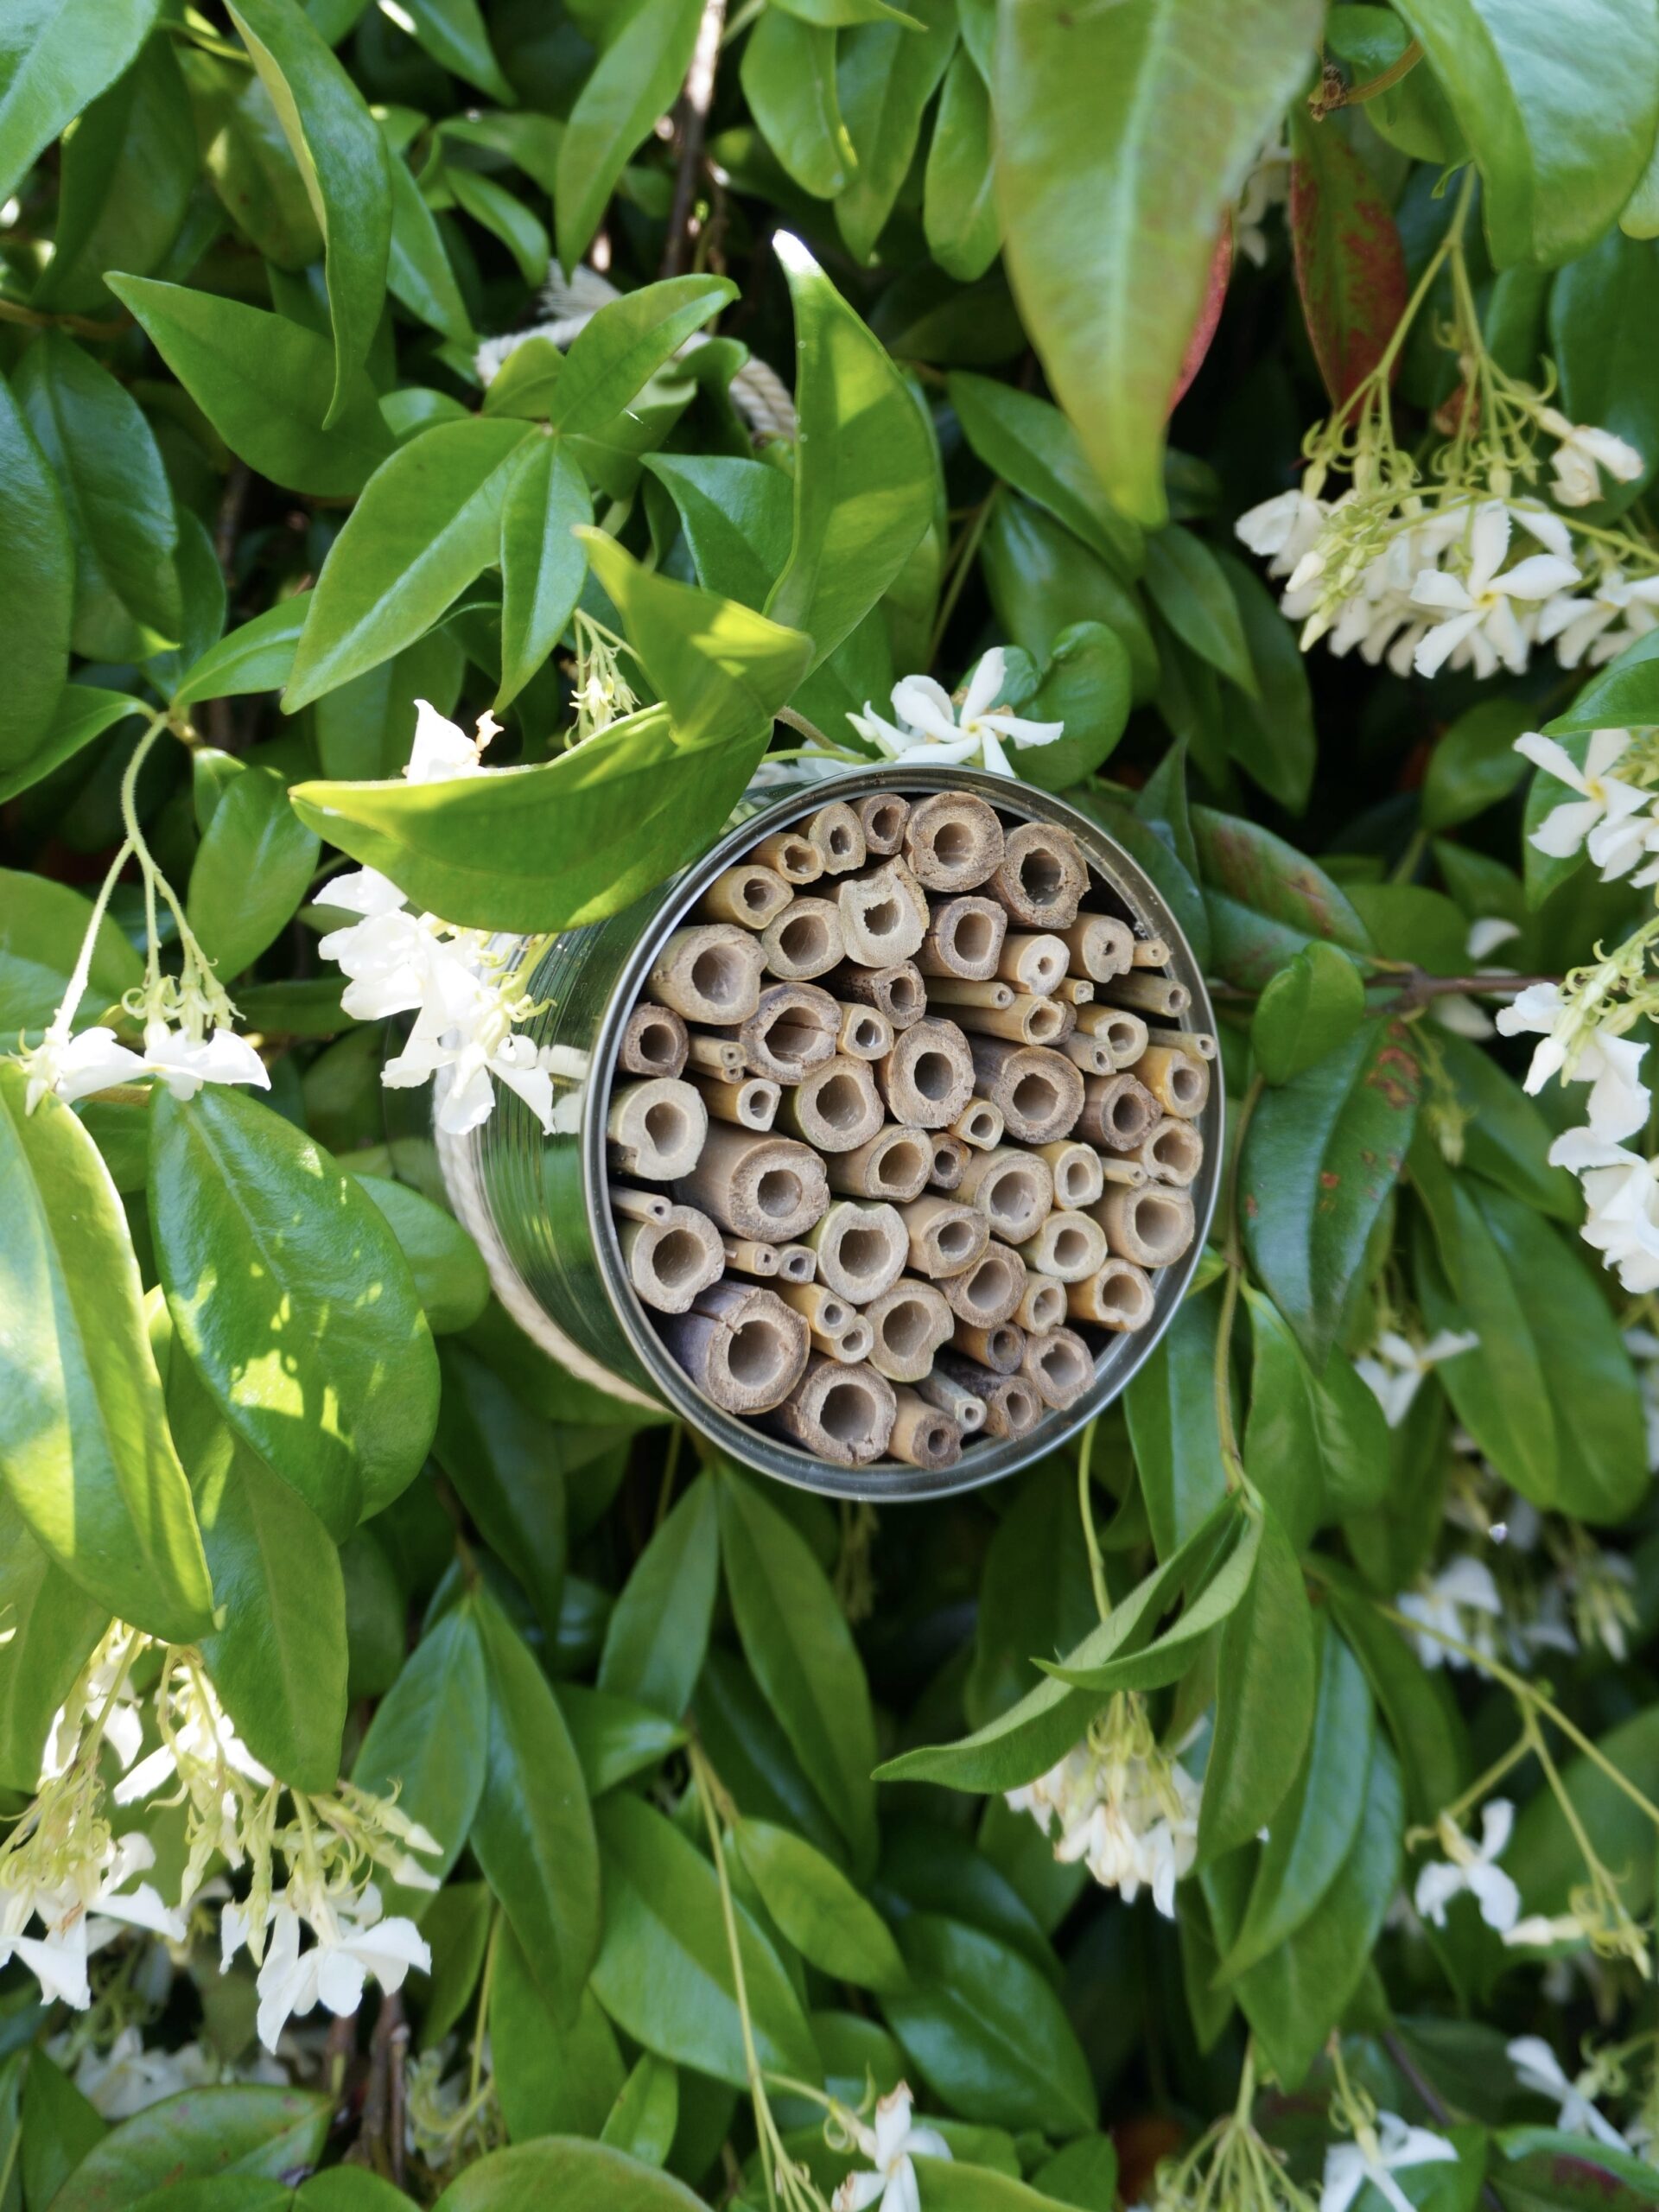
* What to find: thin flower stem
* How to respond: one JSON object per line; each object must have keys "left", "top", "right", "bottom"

{"left": 689, "top": 1742, "right": 779, "bottom": 2212}
{"left": 928, "top": 496, "right": 993, "bottom": 665}
{"left": 1212, "top": 1073, "right": 1265, "bottom": 1493}
{"left": 469, "top": 1910, "right": 502, "bottom": 2109}
{"left": 1077, "top": 1420, "right": 1111, "bottom": 1622}
{"left": 1432, "top": 1730, "right": 1535, "bottom": 1832}
{"left": 46, "top": 838, "right": 136, "bottom": 1037}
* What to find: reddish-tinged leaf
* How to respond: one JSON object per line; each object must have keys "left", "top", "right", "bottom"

{"left": 1169, "top": 221, "right": 1232, "bottom": 414}
{"left": 1288, "top": 115, "right": 1408, "bottom": 404}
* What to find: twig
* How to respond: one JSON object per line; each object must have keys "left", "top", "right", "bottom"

{"left": 387, "top": 1995, "right": 410, "bottom": 2190}
{"left": 1310, "top": 38, "right": 1424, "bottom": 119}
{"left": 660, "top": 0, "right": 728, "bottom": 278}
{"left": 0, "top": 296, "right": 128, "bottom": 341}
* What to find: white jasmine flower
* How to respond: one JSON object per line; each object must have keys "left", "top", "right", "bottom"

{"left": 1320, "top": 2113, "right": 1457, "bottom": 2212}
{"left": 1396, "top": 1557, "right": 1503, "bottom": 1670}
{"left": 1411, "top": 502, "right": 1580, "bottom": 678}
{"left": 1236, "top": 486, "right": 1327, "bottom": 575}
{"left": 60, "top": 2027, "right": 221, "bottom": 2120}
{"left": 1508, "top": 2037, "right": 1629, "bottom": 2152}
{"left": 849, "top": 649, "right": 1065, "bottom": 779}
{"left": 1355, "top": 1329, "right": 1477, "bottom": 1427}
{"left": 1495, "top": 984, "right": 1649, "bottom": 1139}
{"left": 1536, "top": 409, "right": 1644, "bottom": 508}
{"left": 1538, "top": 561, "right": 1659, "bottom": 669}
{"left": 406, "top": 698, "right": 499, "bottom": 783}
{"left": 139, "top": 1017, "right": 270, "bottom": 1103}
{"left": 833, "top": 2083, "right": 951, "bottom": 2212}
{"left": 1549, "top": 1128, "right": 1659, "bottom": 1289}
{"left": 21, "top": 1023, "right": 148, "bottom": 1113}
{"left": 1414, "top": 1800, "right": 1520, "bottom": 1933}
{"left": 234, "top": 1885, "right": 430, "bottom": 2056}
{"left": 1007, "top": 1700, "right": 1200, "bottom": 1917}
{"left": 0, "top": 1834, "right": 187, "bottom": 2012}
{"left": 1506, "top": 1910, "right": 1587, "bottom": 1951}
{"left": 1514, "top": 729, "right": 1649, "bottom": 873}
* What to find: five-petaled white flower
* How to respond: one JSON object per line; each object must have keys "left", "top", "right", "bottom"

{"left": 1320, "top": 2112, "right": 1458, "bottom": 2212}
{"left": 849, "top": 649, "right": 1064, "bottom": 779}
{"left": 1355, "top": 1329, "right": 1477, "bottom": 1427}
{"left": 1411, "top": 502, "right": 1580, "bottom": 678}
{"left": 1515, "top": 728, "right": 1649, "bottom": 878}
{"left": 1508, "top": 2037, "right": 1629, "bottom": 2152}
{"left": 1414, "top": 1800, "right": 1520, "bottom": 1933}
{"left": 832, "top": 2084, "right": 951, "bottom": 2212}
{"left": 1496, "top": 983, "right": 1650, "bottom": 1141}
{"left": 225, "top": 1883, "right": 430, "bottom": 2056}
{"left": 1536, "top": 408, "right": 1644, "bottom": 509}
{"left": 1396, "top": 1557, "right": 1503, "bottom": 1671}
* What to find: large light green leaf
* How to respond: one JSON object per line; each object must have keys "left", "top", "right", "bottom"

{"left": 741, "top": 10, "right": 855, "bottom": 200}
{"left": 995, "top": 0, "right": 1321, "bottom": 524}
{"left": 550, "top": 275, "right": 736, "bottom": 435}
{"left": 554, "top": 0, "right": 703, "bottom": 273}
{"left": 227, "top": 0, "right": 391, "bottom": 423}
{"left": 0, "top": 1488, "right": 106, "bottom": 1790}
{"left": 435, "top": 2139, "right": 709, "bottom": 2212}
{"left": 925, "top": 47, "right": 1001, "bottom": 282}
{"left": 149, "top": 1085, "right": 439, "bottom": 1538}
{"left": 186, "top": 760, "right": 320, "bottom": 981}
{"left": 49, "top": 2087, "right": 329, "bottom": 2212}
{"left": 733, "top": 1817, "right": 909, "bottom": 1993}
{"left": 496, "top": 435, "right": 591, "bottom": 711}
{"left": 0, "top": 0, "right": 160, "bottom": 202}
{"left": 31, "top": 38, "right": 194, "bottom": 313}
{"left": 1391, "top": 0, "right": 1659, "bottom": 270}
{"left": 0, "top": 1068, "right": 213, "bottom": 1643}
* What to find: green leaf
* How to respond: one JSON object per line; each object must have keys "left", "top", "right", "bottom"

{"left": 227, "top": 0, "right": 391, "bottom": 423}
{"left": 0, "top": 366, "right": 73, "bottom": 771}
{"left": 1014, "top": 623, "right": 1133, "bottom": 793}
{"left": 645, "top": 451, "right": 792, "bottom": 608}
{"left": 834, "top": 0, "right": 956, "bottom": 264}
{"left": 882, "top": 1915, "right": 1096, "bottom": 2137}
{"left": 1141, "top": 527, "right": 1255, "bottom": 695}
{"left": 741, "top": 10, "right": 855, "bottom": 200}
{"left": 1390, "top": 0, "right": 1659, "bottom": 269}
{"left": 557, "top": 1681, "right": 685, "bottom": 1797}
{"left": 1551, "top": 229, "right": 1659, "bottom": 514}
{"left": 448, "top": 166, "right": 549, "bottom": 288}
{"left": 149, "top": 1085, "right": 440, "bottom": 1538}
{"left": 50, "top": 2087, "right": 329, "bottom": 2212}
{"left": 1287, "top": 106, "right": 1408, "bottom": 404}
{"left": 1215, "top": 547, "right": 1317, "bottom": 814}
{"left": 1421, "top": 696, "right": 1535, "bottom": 830}
{"left": 20, "top": 2050, "right": 105, "bottom": 2212}
{"left": 1250, "top": 940, "right": 1367, "bottom": 1084}
{"left": 947, "top": 372, "right": 1141, "bottom": 578}
{"left": 494, "top": 435, "right": 590, "bottom": 711}
{"left": 1325, "top": 1573, "right": 1467, "bottom": 1829}
{"left": 354, "top": 1605, "right": 488, "bottom": 1921}
{"left": 386, "top": 147, "right": 474, "bottom": 346}
{"left": 471, "top": 1582, "right": 601, "bottom": 2023}
{"left": 1241, "top": 1018, "right": 1421, "bottom": 1367}
{"left": 554, "top": 0, "right": 703, "bottom": 273}
{"left": 435, "top": 2138, "right": 709, "bottom": 2212}
{"left": 591, "top": 1790, "right": 821, "bottom": 2088}
{"left": 1122, "top": 1284, "right": 1229, "bottom": 1558}
{"left": 31, "top": 39, "right": 194, "bottom": 313}
{"left": 185, "top": 761, "right": 319, "bottom": 981}
{"left": 716, "top": 1465, "right": 879, "bottom": 1873}
{"left": 284, "top": 416, "right": 533, "bottom": 707}
{"left": 0, "top": 683, "right": 143, "bottom": 804}
{"left": 290, "top": 705, "right": 766, "bottom": 933}
{"left": 299, "top": 2176, "right": 417, "bottom": 2211}
{"left": 925, "top": 48, "right": 1001, "bottom": 283}
{"left": 1492, "top": 2127, "right": 1659, "bottom": 2212}
{"left": 171, "top": 597, "right": 311, "bottom": 709}
{"left": 0, "top": 865, "right": 143, "bottom": 1043}
{"left": 1042, "top": 1503, "right": 1260, "bottom": 1690}
{"left": 601, "top": 2056, "right": 679, "bottom": 2166}
{"left": 733, "top": 1817, "right": 909, "bottom": 1993}
{"left": 315, "top": 626, "right": 464, "bottom": 779}
{"left": 0, "top": 0, "right": 159, "bottom": 204}
{"left": 1544, "top": 627, "right": 1659, "bottom": 736}
{"left": 1192, "top": 803, "right": 1370, "bottom": 988}
{"left": 16, "top": 328, "right": 181, "bottom": 655}
{"left": 491, "top": 1923, "right": 626, "bottom": 2143}
{"left": 765, "top": 232, "right": 937, "bottom": 669}
{"left": 1217, "top": 1619, "right": 1376, "bottom": 1979}
{"left": 167, "top": 1347, "right": 347, "bottom": 1792}
{"left": 434, "top": 1343, "right": 566, "bottom": 1640}
{"left": 482, "top": 337, "right": 564, "bottom": 421}
{"left": 397, "top": 0, "right": 514, "bottom": 105}
{"left": 355, "top": 1173, "right": 488, "bottom": 1334}
{"left": 1197, "top": 1499, "right": 1316, "bottom": 1865}
{"left": 598, "top": 1469, "right": 721, "bottom": 1719}
{"left": 980, "top": 494, "right": 1157, "bottom": 700}
{"left": 0, "top": 1488, "right": 106, "bottom": 1790}
{"left": 963, "top": 1459, "right": 1098, "bottom": 1729}
{"left": 0, "top": 1068, "right": 213, "bottom": 1643}
{"left": 1243, "top": 1284, "right": 1389, "bottom": 1545}
{"left": 550, "top": 275, "right": 736, "bottom": 435}
{"left": 995, "top": 0, "right": 1320, "bottom": 524}
{"left": 1510, "top": 1706, "right": 1659, "bottom": 1926}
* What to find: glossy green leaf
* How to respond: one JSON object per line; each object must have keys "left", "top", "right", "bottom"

{"left": 591, "top": 1789, "right": 820, "bottom": 2088}
{"left": 1250, "top": 939, "right": 1367, "bottom": 1084}
{"left": 1491, "top": 2127, "right": 1659, "bottom": 2212}
{"left": 50, "top": 2087, "right": 329, "bottom": 2212}
{"left": 492, "top": 1921, "right": 625, "bottom": 2142}
{"left": 734, "top": 1817, "right": 909, "bottom": 1993}
{"left": 834, "top": 0, "right": 956, "bottom": 264}
{"left": 185, "top": 760, "right": 319, "bottom": 981}
{"left": 1325, "top": 1573, "right": 1468, "bottom": 1830}
{"left": 0, "top": 1068, "right": 213, "bottom": 1642}
{"left": 1011, "top": 623, "right": 1133, "bottom": 793}
{"left": 947, "top": 373, "right": 1141, "bottom": 579}
{"left": 1243, "top": 1284, "right": 1389, "bottom": 1541}
{"left": 386, "top": 148, "right": 474, "bottom": 346}
{"left": 471, "top": 1581, "right": 601, "bottom": 2022}
{"left": 741, "top": 10, "right": 855, "bottom": 200}
{"left": 354, "top": 1605, "right": 488, "bottom": 1922}
{"left": 187, "top": 48, "right": 321, "bottom": 265}
{"left": 495, "top": 435, "right": 590, "bottom": 710}
{"left": 314, "top": 625, "right": 464, "bottom": 779}
{"left": 1042, "top": 1505, "right": 1259, "bottom": 1690}
{"left": 32, "top": 37, "right": 194, "bottom": 312}
{"left": 554, "top": 0, "right": 703, "bottom": 274}
{"left": 0, "top": 0, "right": 159, "bottom": 203}
{"left": 1122, "top": 1284, "right": 1230, "bottom": 1558}
{"left": 171, "top": 597, "right": 311, "bottom": 709}
{"left": 285, "top": 416, "right": 533, "bottom": 707}
{"left": 556, "top": 1681, "right": 685, "bottom": 1797}
{"left": 0, "top": 370, "right": 73, "bottom": 773}
{"left": 1216, "top": 546, "right": 1317, "bottom": 813}
{"left": 1435, "top": 1033, "right": 1577, "bottom": 1221}
{"left": 599, "top": 1470, "right": 721, "bottom": 1719}
{"left": 1141, "top": 526, "right": 1255, "bottom": 695}
{"left": 550, "top": 276, "right": 735, "bottom": 435}
{"left": 979, "top": 495, "right": 1158, "bottom": 699}
{"left": 149, "top": 1084, "right": 440, "bottom": 1537}
{"left": 482, "top": 337, "right": 563, "bottom": 421}
{"left": 1197, "top": 1499, "right": 1316, "bottom": 1865}
{"left": 0, "top": 683, "right": 143, "bottom": 804}
{"left": 925, "top": 48, "right": 1000, "bottom": 283}
{"left": 1421, "top": 696, "right": 1535, "bottom": 830}
{"left": 355, "top": 1173, "right": 488, "bottom": 1333}
{"left": 1552, "top": 229, "right": 1659, "bottom": 514}
{"left": 397, "top": 0, "right": 513, "bottom": 105}
{"left": 434, "top": 1342, "right": 566, "bottom": 1638}
{"left": 1287, "top": 105, "right": 1408, "bottom": 404}
{"left": 227, "top": 0, "right": 391, "bottom": 423}
{"left": 964, "top": 1459, "right": 1097, "bottom": 1729}
{"left": 601, "top": 2056, "right": 679, "bottom": 2167}
{"left": 1193, "top": 803, "right": 1371, "bottom": 988}
{"left": 0, "top": 1487, "right": 106, "bottom": 1789}
{"left": 435, "top": 2138, "right": 709, "bottom": 2212}
{"left": 995, "top": 0, "right": 1321, "bottom": 524}
{"left": 19, "top": 2050, "right": 105, "bottom": 2212}
{"left": 448, "top": 165, "right": 549, "bottom": 287}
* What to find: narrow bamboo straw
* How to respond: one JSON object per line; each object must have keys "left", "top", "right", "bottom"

{"left": 697, "top": 863, "right": 793, "bottom": 931}
{"left": 917, "top": 895, "right": 1006, "bottom": 981}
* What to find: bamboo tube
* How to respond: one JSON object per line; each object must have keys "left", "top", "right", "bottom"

{"left": 1101, "top": 1158, "right": 1150, "bottom": 1189}
{"left": 675, "top": 1125, "right": 828, "bottom": 1240}
{"left": 646, "top": 925, "right": 765, "bottom": 1024}
{"left": 1054, "top": 976, "right": 1096, "bottom": 1006}
{"left": 1077, "top": 1071, "right": 1160, "bottom": 1152}
{"left": 738, "top": 982, "right": 840, "bottom": 1083}
{"left": 760, "top": 898, "right": 843, "bottom": 982}
{"left": 930, "top": 1133, "right": 969, "bottom": 1191}
{"left": 1132, "top": 1044, "right": 1210, "bottom": 1120}
{"left": 607, "top": 1077, "right": 709, "bottom": 1180}
{"left": 836, "top": 1002, "right": 893, "bottom": 1061}
{"left": 857, "top": 792, "right": 909, "bottom": 855}
{"left": 1068, "top": 1257, "right": 1154, "bottom": 1332}
{"left": 1093, "top": 1185, "right": 1196, "bottom": 1268}
{"left": 967, "top": 1037, "right": 1085, "bottom": 1144}
{"left": 899, "top": 1195, "right": 988, "bottom": 1279}
{"left": 950, "top": 995, "right": 1070, "bottom": 1046}
{"left": 1014, "top": 1275, "right": 1067, "bottom": 1333}
{"left": 991, "top": 822, "right": 1086, "bottom": 929}
{"left": 618, "top": 1206, "right": 725, "bottom": 1314}
{"left": 805, "top": 800, "right": 866, "bottom": 876}
{"left": 819, "top": 1315, "right": 874, "bottom": 1363}
{"left": 924, "top": 976, "right": 1015, "bottom": 1012}
{"left": 1132, "top": 1116, "right": 1205, "bottom": 1187}
{"left": 660, "top": 1283, "right": 810, "bottom": 1414}
{"left": 802, "top": 1198, "right": 908, "bottom": 1303}
{"left": 917, "top": 895, "right": 1006, "bottom": 982}
{"left": 905, "top": 791, "right": 1004, "bottom": 892}
{"left": 957, "top": 1144, "right": 1054, "bottom": 1244}
{"left": 946, "top": 1321, "right": 1025, "bottom": 1375}
{"left": 1021, "top": 1326, "right": 1094, "bottom": 1412}
{"left": 1131, "top": 935, "right": 1173, "bottom": 967}
{"left": 1034, "top": 1139, "right": 1104, "bottom": 1211}
{"left": 996, "top": 932, "right": 1068, "bottom": 995}
{"left": 864, "top": 1280, "right": 954, "bottom": 1383}
{"left": 620, "top": 1003, "right": 690, "bottom": 1079}
{"left": 878, "top": 1017, "right": 976, "bottom": 1129}
{"left": 1096, "top": 972, "right": 1191, "bottom": 1020}
{"left": 938, "top": 1243, "right": 1026, "bottom": 1326}
{"left": 722, "top": 1236, "right": 781, "bottom": 1277}
{"left": 838, "top": 857, "right": 928, "bottom": 966}
{"left": 685, "top": 1033, "right": 747, "bottom": 1081}
{"left": 1147, "top": 1027, "right": 1218, "bottom": 1061}
{"left": 778, "top": 1057, "right": 884, "bottom": 1153}
{"left": 611, "top": 1184, "right": 671, "bottom": 1224}
{"left": 1059, "top": 913, "right": 1135, "bottom": 982}
{"left": 938, "top": 1351, "right": 1041, "bottom": 1438}
{"left": 826, "top": 1123, "right": 934, "bottom": 1204}
{"left": 1057, "top": 1030, "right": 1115, "bottom": 1077}
{"left": 1074, "top": 1004, "right": 1150, "bottom": 1069}
{"left": 689, "top": 1071, "right": 779, "bottom": 1132}
{"left": 748, "top": 830, "right": 823, "bottom": 884}
{"left": 697, "top": 864, "right": 793, "bottom": 931}
{"left": 764, "top": 1355, "right": 896, "bottom": 1465}
{"left": 888, "top": 1387, "right": 962, "bottom": 1471}
{"left": 1016, "top": 1209, "right": 1109, "bottom": 1282}
{"left": 832, "top": 960, "right": 927, "bottom": 1030}
{"left": 914, "top": 1367, "right": 988, "bottom": 1434}
{"left": 774, "top": 1281, "right": 859, "bottom": 1342}
{"left": 953, "top": 1098, "right": 1004, "bottom": 1150}
{"left": 776, "top": 1244, "right": 817, "bottom": 1283}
